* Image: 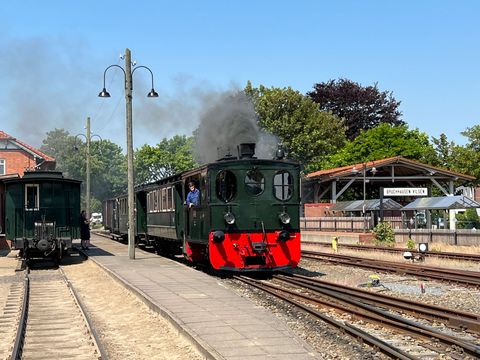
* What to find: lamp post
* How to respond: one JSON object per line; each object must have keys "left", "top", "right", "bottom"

{"left": 362, "top": 163, "right": 366, "bottom": 232}
{"left": 75, "top": 117, "right": 102, "bottom": 220}
{"left": 99, "top": 48, "right": 158, "bottom": 260}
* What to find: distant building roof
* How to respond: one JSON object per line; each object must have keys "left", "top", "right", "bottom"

{"left": 306, "top": 156, "right": 475, "bottom": 182}
{"left": 330, "top": 198, "right": 404, "bottom": 212}
{"left": 402, "top": 196, "right": 480, "bottom": 210}
{"left": 0, "top": 130, "right": 55, "bottom": 162}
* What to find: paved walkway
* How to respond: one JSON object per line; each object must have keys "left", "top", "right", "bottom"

{"left": 84, "top": 233, "right": 321, "bottom": 360}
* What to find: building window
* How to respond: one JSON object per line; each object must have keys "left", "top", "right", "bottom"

{"left": 25, "top": 184, "right": 39, "bottom": 210}
{"left": 0, "top": 159, "right": 5, "bottom": 175}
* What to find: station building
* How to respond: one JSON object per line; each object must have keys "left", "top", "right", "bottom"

{"left": 302, "top": 156, "right": 480, "bottom": 246}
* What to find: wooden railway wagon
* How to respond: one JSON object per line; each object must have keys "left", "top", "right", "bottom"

{"left": 107, "top": 143, "right": 301, "bottom": 271}
{"left": 1, "top": 170, "right": 81, "bottom": 262}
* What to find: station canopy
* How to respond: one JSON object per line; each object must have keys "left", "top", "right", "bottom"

{"left": 402, "top": 196, "right": 480, "bottom": 211}
{"left": 329, "top": 198, "right": 403, "bottom": 212}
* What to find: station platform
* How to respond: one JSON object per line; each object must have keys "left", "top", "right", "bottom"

{"left": 83, "top": 233, "right": 320, "bottom": 360}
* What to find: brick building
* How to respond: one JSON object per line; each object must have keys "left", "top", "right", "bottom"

{"left": 0, "top": 130, "right": 55, "bottom": 176}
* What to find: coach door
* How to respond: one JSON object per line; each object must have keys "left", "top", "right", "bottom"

{"left": 184, "top": 175, "right": 206, "bottom": 242}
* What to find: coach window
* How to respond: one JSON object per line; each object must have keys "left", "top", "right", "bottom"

{"left": 162, "top": 188, "right": 167, "bottom": 211}
{"left": 244, "top": 169, "right": 264, "bottom": 196}
{"left": 273, "top": 170, "right": 293, "bottom": 201}
{"left": 25, "top": 184, "right": 39, "bottom": 210}
{"left": 0, "top": 159, "right": 5, "bottom": 175}
{"left": 216, "top": 170, "right": 236, "bottom": 202}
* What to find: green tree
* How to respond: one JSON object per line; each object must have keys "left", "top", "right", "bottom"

{"left": 317, "top": 124, "right": 436, "bottom": 169}
{"left": 245, "top": 82, "right": 346, "bottom": 169}
{"left": 428, "top": 133, "right": 456, "bottom": 168}
{"left": 40, "top": 129, "right": 126, "bottom": 210}
{"left": 449, "top": 125, "right": 480, "bottom": 185}
{"left": 455, "top": 209, "right": 480, "bottom": 229}
{"left": 307, "top": 78, "right": 404, "bottom": 140}
{"left": 135, "top": 135, "right": 197, "bottom": 184}
{"left": 40, "top": 128, "right": 83, "bottom": 179}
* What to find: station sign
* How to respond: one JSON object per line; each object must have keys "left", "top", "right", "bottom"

{"left": 383, "top": 188, "right": 428, "bottom": 196}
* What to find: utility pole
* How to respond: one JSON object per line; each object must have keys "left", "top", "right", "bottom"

{"left": 86, "top": 117, "right": 91, "bottom": 220}
{"left": 125, "top": 48, "right": 135, "bottom": 260}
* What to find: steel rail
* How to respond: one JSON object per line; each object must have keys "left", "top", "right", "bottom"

{"left": 275, "top": 273, "right": 480, "bottom": 332}
{"left": 234, "top": 275, "right": 416, "bottom": 360}
{"left": 237, "top": 276, "right": 480, "bottom": 358}
{"left": 302, "top": 251, "right": 480, "bottom": 286}
{"left": 10, "top": 269, "right": 29, "bottom": 360}
{"left": 58, "top": 266, "right": 108, "bottom": 360}
{"left": 302, "top": 241, "right": 480, "bottom": 261}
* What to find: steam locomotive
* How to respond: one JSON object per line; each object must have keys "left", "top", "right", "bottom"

{"left": 104, "top": 143, "right": 301, "bottom": 271}
{"left": 1, "top": 171, "right": 81, "bottom": 262}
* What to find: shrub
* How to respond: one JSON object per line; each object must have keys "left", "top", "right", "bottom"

{"left": 372, "top": 221, "right": 395, "bottom": 246}
{"left": 406, "top": 237, "right": 415, "bottom": 249}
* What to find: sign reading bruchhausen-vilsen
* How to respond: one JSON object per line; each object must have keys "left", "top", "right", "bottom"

{"left": 383, "top": 188, "right": 428, "bottom": 196}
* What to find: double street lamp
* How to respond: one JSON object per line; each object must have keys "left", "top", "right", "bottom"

{"left": 99, "top": 48, "right": 158, "bottom": 259}
{"left": 75, "top": 117, "right": 102, "bottom": 221}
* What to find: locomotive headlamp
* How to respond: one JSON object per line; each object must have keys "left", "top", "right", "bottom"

{"left": 278, "top": 230, "right": 290, "bottom": 242}
{"left": 224, "top": 212, "right": 236, "bottom": 225}
{"left": 213, "top": 231, "right": 225, "bottom": 243}
{"left": 418, "top": 243, "right": 428, "bottom": 253}
{"left": 278, "top": 212, "right": 291, "bottom": 225}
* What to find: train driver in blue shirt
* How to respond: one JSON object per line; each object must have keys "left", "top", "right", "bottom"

{"left": 186, "top": 181, "right": 200, "bottom": 208}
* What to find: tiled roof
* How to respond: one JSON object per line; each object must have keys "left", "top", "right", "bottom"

{"left": 0, "top": 130, "right": 55, "bottom": 162}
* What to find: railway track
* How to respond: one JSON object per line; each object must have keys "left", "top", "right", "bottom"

{"left": 302, "top": 250, "right": 480, "bottom": 286}
{"left": 0, "top": 277, "right": 24, "bottom": 360}
{"left": 235, "top": 273, "right": 480, "bottom": 359}
{"left": 10, "top": 260, "right": 107, "bottom": 360}
{"left": 302, "top": 241, "right": 480, "bottom": 262}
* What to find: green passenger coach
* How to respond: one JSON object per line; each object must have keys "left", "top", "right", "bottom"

{"left": 2, "top": 170, "right": 81, "bottom": 262}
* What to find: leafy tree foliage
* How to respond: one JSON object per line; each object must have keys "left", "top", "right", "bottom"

{"left": 449, "top": 125, "right": 480, "bottom": 185}
{"left": 134, "top": 135, "right": 197, "bottom": 184}
{"left": 307, "top": 79, "right": 404, "bottom": 140}
{"left": 316, "top": 124, "right": 436, "bottom": 169}
{"left": 455, "top": 208, "right": 480, "bottom": 229}
{"left": 40, "top": 129, "right": 126, "bottom": 212}
{"left": 245, "top": 82, "right": 346, "bottom": 169}
{"left": 428, "top": 133, "right": 456, "bottom": 168}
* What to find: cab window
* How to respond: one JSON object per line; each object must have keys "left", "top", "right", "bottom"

{"left": 244, "top": 169, "right": 264, "bottom": 196}
{"left": 216, "top": 170, "right": 236, "bottom": 202}
{"left": 273, "top": 170, "right": 293, "bottom": 201}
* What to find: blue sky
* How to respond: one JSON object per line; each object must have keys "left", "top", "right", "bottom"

{"left": 0, "top": 1, "right": 478, "bottom": 149}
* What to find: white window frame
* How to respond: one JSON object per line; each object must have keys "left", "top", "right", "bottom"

{"left": 25, "top": 184, "right": 40, "bottom": 210}
{"left": 0, "top": 159, "right": 5, "bottom": 175}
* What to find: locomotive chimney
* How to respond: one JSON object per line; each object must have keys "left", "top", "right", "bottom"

{"left": 237, "top": 143, "right": 256, "bottom": 159}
